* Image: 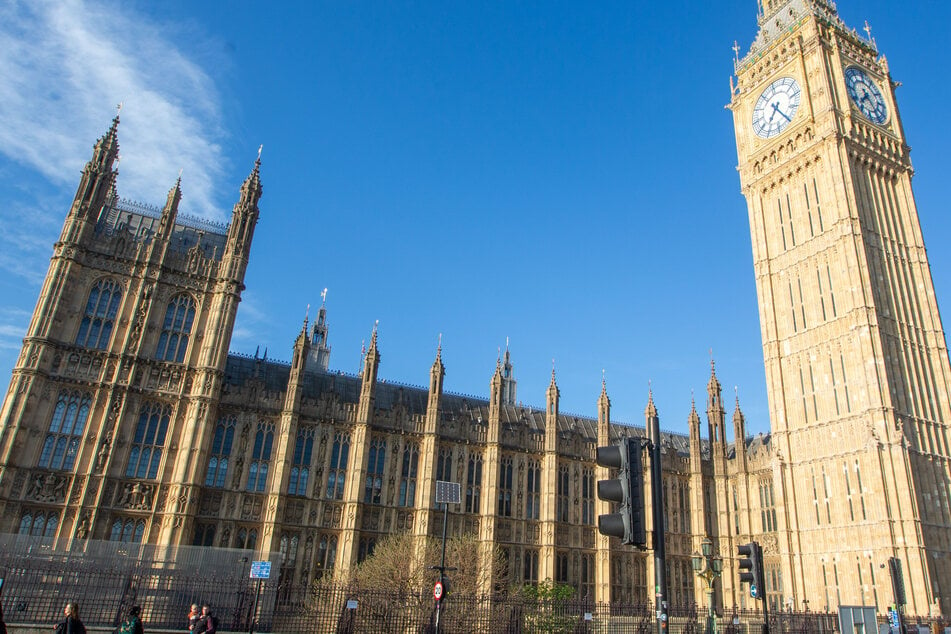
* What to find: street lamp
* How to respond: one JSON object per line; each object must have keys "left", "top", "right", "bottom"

{"left": 692, "top": 537, "right": 723, "bottom": 634}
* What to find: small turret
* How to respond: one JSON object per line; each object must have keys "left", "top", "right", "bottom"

{"left": 688, "top": 396, "right": 703, "bottom": 473}
{"left": 546, "top": 364, "right": 559, "bottom": 417}
{"left": 545, "top": 366, "right": 560, "bottom": 453}
{"left": 733, "top": 390, "right": 748, "bottom": 470}
{"left": 645, "top": 388, "right": 659, "bottom": 444}
{"left": 223, "top": 151, "right": 263, "bottom": 268}
{"left": 356, "top": 322, "right": 380, "bottom": 424}
{"left": 597, "top": 374, "right": 611, "bottom": 445}
{"left": 292, "top": 312, "right": 310, "bottom": 370}
{"left": 67, "top": 114, "right": 120, "bottom": 229}
{"left": 488, "top": 352, "right": 504, "bottom": 427}
{"left": 157, "top": 177, "right": 182, "bottom": 241}
{"left": 707, "top": 359, "right": 726, "bottom": 451}
{"left": 308, "top": 288, "right": 332, "bottom": 371}
{"left": 428, "top": 337, "right": 445, "bottom": 408}
{"left": 426, "top": 337, "right": 445, "bottom": 432}
{"left": 501, "top": 338, "right": 517, "bottom": 405}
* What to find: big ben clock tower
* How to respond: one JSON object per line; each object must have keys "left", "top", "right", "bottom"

{"left": 731, "top": 0, "right": 951, "bottom": 617}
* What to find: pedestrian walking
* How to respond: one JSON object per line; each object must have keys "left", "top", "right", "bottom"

{"left": 54, "top": 602, "right": 86, "bottom": 634}
{"left": 187, "top": 604, "right": 200, "bottom": 632}
{"left": 118, "top": 605, "right": 144, "bottom": 634}
{"left": 193, "top": 605, "right": 218, "bottom": 634}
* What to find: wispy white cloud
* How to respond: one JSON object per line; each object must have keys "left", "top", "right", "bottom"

{"left": 0, "top": 0, "right": 227, "bottom": 220}
{"left": 231, "top": 291, "right": 274, "bottom": 351}
{"left": 0, "top": 194, "right": 63, "bottom": 283}
{"left": 0, "top": 308, "right": 32, "bottom": 352}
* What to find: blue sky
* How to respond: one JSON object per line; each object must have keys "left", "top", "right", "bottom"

{"left": 1, "top": 0, "right": 950, "bottom": 436}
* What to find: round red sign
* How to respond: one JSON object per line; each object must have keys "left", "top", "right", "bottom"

{"left": 433, "top": 581, "right": 444, "bottom": 600}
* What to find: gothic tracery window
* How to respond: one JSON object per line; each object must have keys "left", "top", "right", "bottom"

{"left": 125, "top": 402, "right": 170, "bottom": 480}
{"left": 110, "top": 518, "right": 146, "bottom": 543}
{"left": 236, "top": 527, "right": 258, "bottom": 550}
{"left": 76, "top": 278, "right": 122, "bottom": 349}
{"left": 523, "top": 549, "right": 538, "bottom": 584}
{"left": 247, "top": 422, "right": 275, "bottom": 492}
{"left": 557, "top": 464, "right": 570, "bottom": 523}
{"left": 526, "top": 460, "right": 540, "bottom": 520}
{"left": 326, "top": 432, "right": 349, "bottom": 500}
{"left": 498, "top": 456, "right": 513, "bottom": 517}
{"left": 581, "top": 468, "right": 594, "bottom": 525}
{"left": 398, "top": 443, "right": 419, "bottom": 507}
{"left": 288, "top": 428, "right": 314, "bottom": 496}
{"left": 465, "top": 452, "right": 482, "bottom": 514}
{"left": 39, "top": 390, "right": 91, "bottom": 471}
{"left": 156, "top": 294, "right": 196, "bottom": 363}
{"left": 315, "top": 534, "right": 338, "bottom": 579}
{"left": 555, "top": 551, "right": 569, "bottom": 583}
{"left": 364, "top": 437, "right": 385, "bottom": 504}
{"left": 436, "top": 446, "right": 452, "bottom": 482}
{"left": 205, "top": 415, "right": 236, "bottom": 488}
{"left": 358, "top": 537, "right": 376, "bottom": 562}
{"left": 18, "top": 510, "right": 59, "bottom": 538}
{"left": 193, "top": 523, "right": 216, "bottom": 547}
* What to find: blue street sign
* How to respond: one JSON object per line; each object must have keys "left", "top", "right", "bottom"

{"left": 749, "top": 584, "right": 758, "bottom": 599}
{"left": 250, "top": 560, "right": 271, "bottom": 579}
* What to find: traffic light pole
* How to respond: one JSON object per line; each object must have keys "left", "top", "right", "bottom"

{"left": 648, "top": 411, "right": 669, "bottom": 633}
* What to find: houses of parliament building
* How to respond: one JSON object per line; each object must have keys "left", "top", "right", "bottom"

{"left": 1, "top": 0, "right": 949, "bottom": 619}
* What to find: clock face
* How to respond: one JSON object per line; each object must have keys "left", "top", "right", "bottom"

{"left": 752, "top": 77, "right": 802, "bottom": 139}
{"left": 844, "top": 66, "right": 888, "bottom": 124}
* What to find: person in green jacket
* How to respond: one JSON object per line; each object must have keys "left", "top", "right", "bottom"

{"left": 118, "top": 605, "right": 144, "bottom": 634}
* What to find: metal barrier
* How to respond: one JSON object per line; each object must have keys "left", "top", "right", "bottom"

{"left": 0, "top": 537, "right": 944, "bottom": 633}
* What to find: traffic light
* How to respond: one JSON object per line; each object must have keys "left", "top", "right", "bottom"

{"left": 738, "top": 541, "right": 765, "bottom": 600}
{"left": 596, "top": 437, "right": 646, "bottom": 547}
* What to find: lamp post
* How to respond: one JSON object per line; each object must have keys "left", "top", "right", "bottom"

{"left": 692, "top": 537, "right": 723, "bottom": 634}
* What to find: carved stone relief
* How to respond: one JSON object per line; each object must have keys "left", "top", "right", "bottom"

{"left": 26, "top": 472, "right": 69, "bottom": 503}
{"left": 118, "top": 482, "right": 154, "bottom": 511}
{"left": 240, "top": 495, "right": 262, "bottom": 521}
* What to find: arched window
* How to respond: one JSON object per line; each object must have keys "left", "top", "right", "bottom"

{"left": 156, "top": 294, "right": 196, "bottom": 362}
{"left": 38, "top": 391, "right": 91, "bottom": 471}
{"left": 205, "top": 416, "right": 236, "bottom": 487}
{"left": 110, "top": 518, "right": 146, "bottom": 543}
{"left": 465, "top": 453, "right": 483, "bottom": 514}
{"left": 288, "top": 428, "right": 314, "bottom": 496}
{"left": 497, "top": 456, "right": 513, "bottom": 517}
{"left": 125, "top": 402, "right": 171, "bottom": 479}
{"left": 326, "top": 433, "right": 349, "bottom": 500}
{"left": 398, "top": 443, "right": 419, "bottom": 507}
{"left": 18, "top": 511, "right": 59, "bottom": 538}
{"left": 75, "top": 278, "right": 122, "bottom": 349}
{"left": 436, "top": 447, "right": 452, "bottom": 482}
{"left": 247, "top": 422, "right": 274, "bottom": 492}
{"left": 525, "top": 460, "right": 540, "bottom": 520}
{"left": 316, "top": 534, "right": 338, "bottom": 580}
{"left": 357, "top": 537, "right": 376, "bottom": 563}
{"left": 193, "top": 523, "right": 216, "bottom": 547}
{"left": 557, "top": 464, "right": 570, "bottom": 523}
{"left": 364, "top": 437, "right": 385, "bottom": 504}
{"left": 555, "top": 552, "right": 569, "bottom": 583}
{"left": 524, "top": 549, "right": 539, "bottom": 584}
{"left": 581, "top": 468, "right": 594, "bottom": 525}
{"left": 236, "top": 527, "right": 258, "bottom": 550}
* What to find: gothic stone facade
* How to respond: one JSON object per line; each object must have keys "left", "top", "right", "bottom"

{"left": 0, "top": 117, "right": 781, "bottom": 613}
{"left": 0, "top": 0, "right": 949, "bottom": 620}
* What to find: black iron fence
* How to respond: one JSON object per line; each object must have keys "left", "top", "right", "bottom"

{"left": 0, "top": 537, "right": 945, "bottom": 632}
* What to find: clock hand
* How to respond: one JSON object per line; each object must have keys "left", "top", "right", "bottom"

{"left": 771, "top": 102, "right": 792, "bottom": 123}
